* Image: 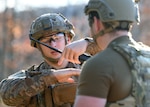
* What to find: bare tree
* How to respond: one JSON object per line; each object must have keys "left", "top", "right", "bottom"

{"left": 1, "top": 0, "right": 16, "bottom": 80}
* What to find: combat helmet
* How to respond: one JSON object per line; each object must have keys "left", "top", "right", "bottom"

{"left": 85, "top": 0, "right": 140, "bottom": 23}
{"left": 29, "top": 13, "right": 75, "bottom": 47}
{"left": 84, "top": 0, "right": 140, "bottom": 38}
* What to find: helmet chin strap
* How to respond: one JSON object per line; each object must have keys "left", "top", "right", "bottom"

{"left": 93, "top": 21, "right": 120, "bottom": 43}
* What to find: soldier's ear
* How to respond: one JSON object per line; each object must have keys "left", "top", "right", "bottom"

{"left": 93, "top": 16, "right": 102, "bottom": 32}
{"left": 65, "top": 34, "right": 71, "bottom": 44}
{"left": 36, "top": 43, "right": 42, "bottom": 50}
{"left": 67, "top": 36, "right": 71, "bottom": 42}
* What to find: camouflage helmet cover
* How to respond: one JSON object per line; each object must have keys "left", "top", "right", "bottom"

{"left": 29, "top": 13, "right": 75, "bottom": 47}
{"left": 84, "top": 0, "right": 140, "bottom": 23}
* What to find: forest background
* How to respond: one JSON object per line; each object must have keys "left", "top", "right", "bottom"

{"left": 0, "top": 0, "right": 150, "bottom": 106}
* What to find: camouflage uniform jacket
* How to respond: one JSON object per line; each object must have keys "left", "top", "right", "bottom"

{"left": 0, "top": 61, "right": 80, "bottom": 107}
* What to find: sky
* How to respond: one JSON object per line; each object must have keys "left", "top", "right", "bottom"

{"left": 0, "top": 0, "right": 89, "bottom": 12}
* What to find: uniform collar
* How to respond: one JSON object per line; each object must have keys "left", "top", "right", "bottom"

{"left": 108, "top": 36, "right": 132, "bottom": 48}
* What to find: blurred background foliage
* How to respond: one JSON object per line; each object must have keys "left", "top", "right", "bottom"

{"left": 0, "top": 0, "right": 150, "bottom": 106}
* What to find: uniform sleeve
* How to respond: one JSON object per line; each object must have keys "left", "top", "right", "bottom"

{"left": 0, "top": 69, "right": 57, "bottom": 106}
{"left": 77, "top": 55, "right": 114, "bottom": 98}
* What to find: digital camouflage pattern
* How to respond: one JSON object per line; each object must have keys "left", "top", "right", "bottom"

{"left": 0, "top": 62, "right": 80, "bottom": 107}
{"left": 0, "top": 12, "right": 101, "bottom": 107}
{"left": 0, "top": 37, "right": 99, "bottom": 107}
{"left": 107, "top": 41, "right": 150, "bottom": 107}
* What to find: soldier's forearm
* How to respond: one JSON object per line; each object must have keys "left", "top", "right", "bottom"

{"left": 0, "top": 78, "right": 34, "bottom": 106}
{"left": 0, "top": 70, "right": 58, "bottom": 106}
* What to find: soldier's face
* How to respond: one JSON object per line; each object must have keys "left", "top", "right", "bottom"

{"left": 39, "top": 32, "right": 66, "bottom": 59}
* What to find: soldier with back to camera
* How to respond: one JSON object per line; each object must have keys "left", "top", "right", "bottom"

{"left": 58, "top": 0, "right": 150, "bottom": 107}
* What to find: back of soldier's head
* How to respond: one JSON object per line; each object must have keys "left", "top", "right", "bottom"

{"left": 84, "top": 0, "right": 140, "bottom": 31}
